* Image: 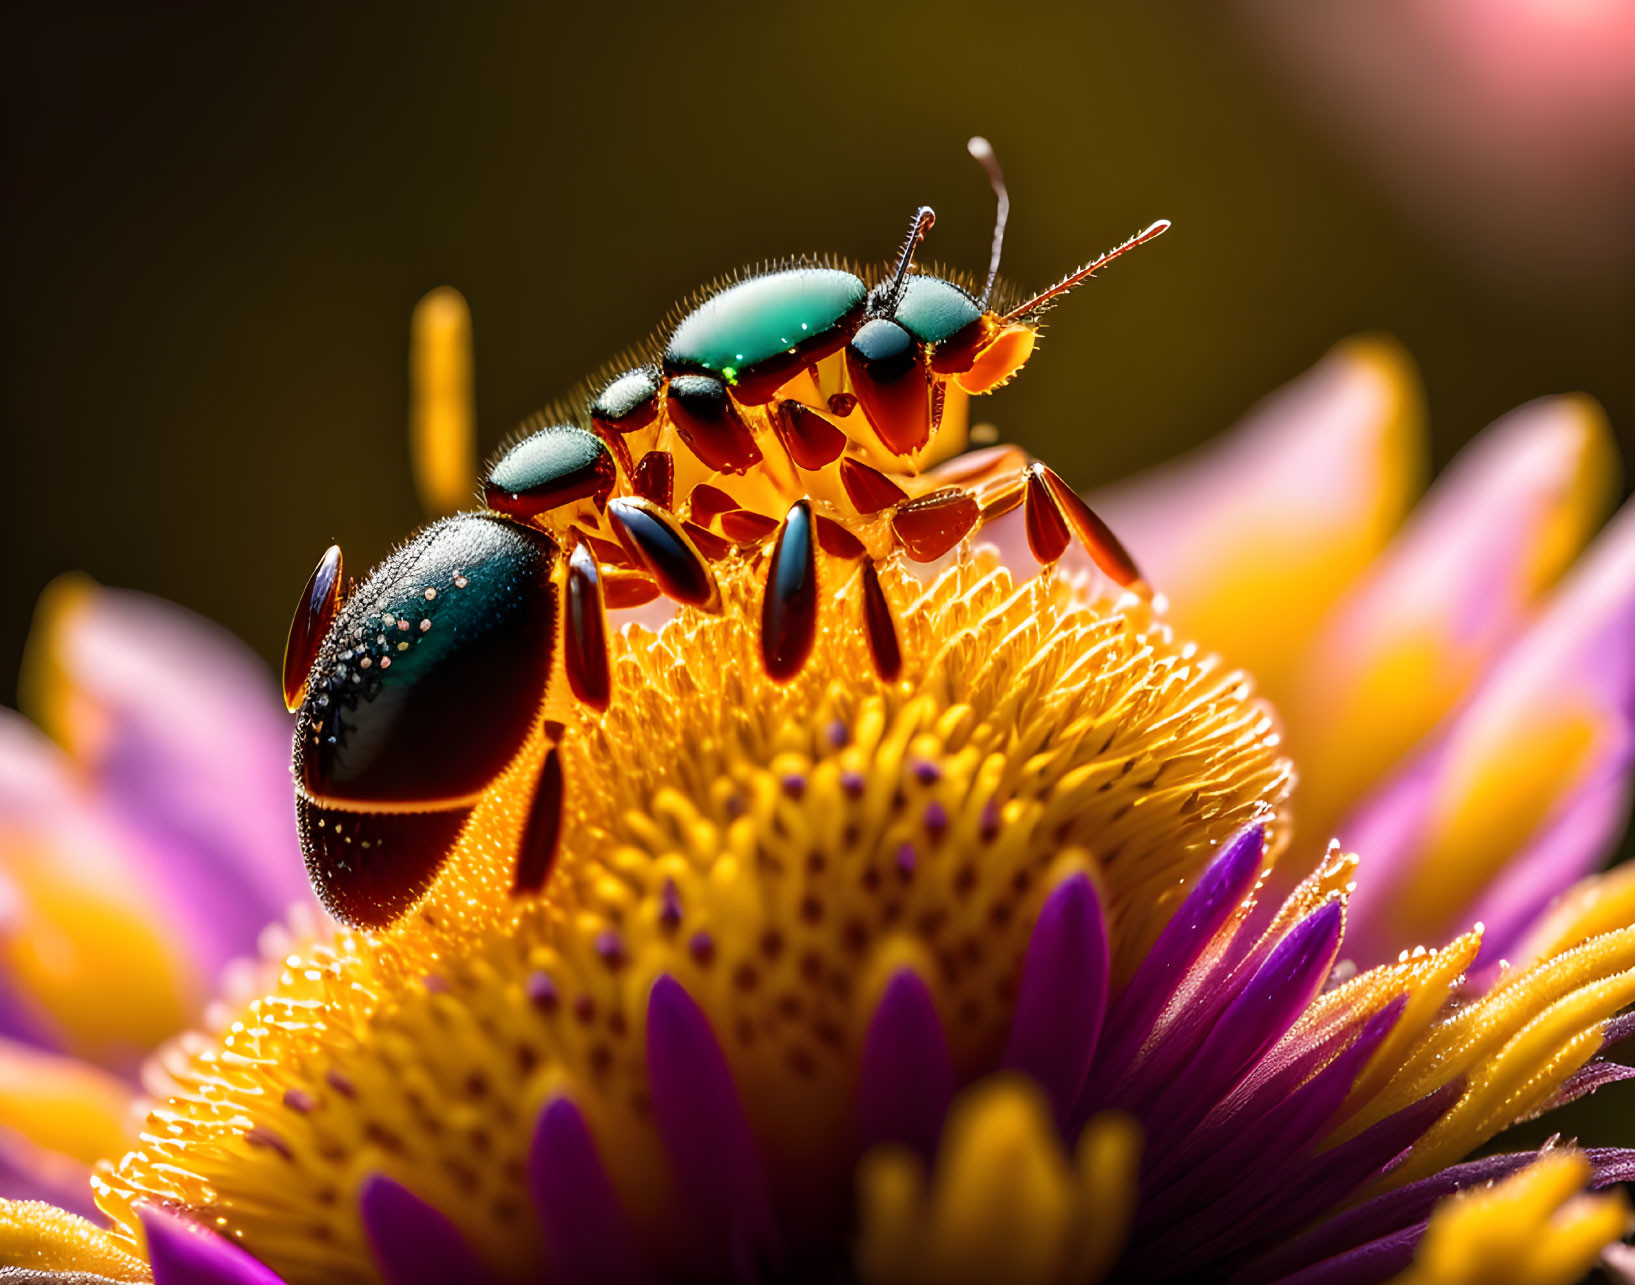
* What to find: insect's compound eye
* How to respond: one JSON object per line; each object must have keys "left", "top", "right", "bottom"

{"left": 484, "top": 424, "right": 617, "bottom": 519}
{"left": 845, "top": 318, "right": 931, "bottom": 456}
{"left": 891, "top": 274, "right": 991, "bottom": 374}
{"left": 293, "top": 513, "right": 559, "bottom": 928}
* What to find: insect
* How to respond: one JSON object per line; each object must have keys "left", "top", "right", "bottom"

{"left": 281, "top": 139, "right": 1169, "bottom": 930}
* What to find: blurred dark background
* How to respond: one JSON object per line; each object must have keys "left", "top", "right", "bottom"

{"left": 3, "top": 2, "right": 1633, "bottom": 701}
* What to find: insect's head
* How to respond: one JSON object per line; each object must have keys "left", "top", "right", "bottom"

{"left": 850, "top": 138, "right": 1171, "bottom": 408}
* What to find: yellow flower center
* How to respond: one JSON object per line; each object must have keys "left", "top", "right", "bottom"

{"left": 91, "top": 551, "right": 1290, "bottom": 1283}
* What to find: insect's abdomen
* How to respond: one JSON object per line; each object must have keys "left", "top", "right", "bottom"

{"left": 291, "top": 513, "right": 559, "bottom": 927}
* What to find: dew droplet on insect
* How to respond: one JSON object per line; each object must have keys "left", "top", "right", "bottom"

{"left": 424, "top": 587, "right": 437, "bottom": 601}
{"left": 420, "top": 619, "right": 432, "bottom": 632}
{"left": 454, "top": 575, "right": 468, "bottom": 589}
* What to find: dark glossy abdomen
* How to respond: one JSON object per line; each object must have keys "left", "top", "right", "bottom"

{"left": 297, "top": 513, "right": 558, "bottom": 808}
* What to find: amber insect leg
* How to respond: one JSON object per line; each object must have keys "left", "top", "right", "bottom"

{"left": 513, "top": 745, "right": 564, "bottom": 895}
{"left": 1021, "top": 463, "right": 1150, "bottom": 596}
{"left": 607, "top": 497, "right": 723, "bottom": 614}
{"left": 760, "top": 499, "right": 819, "bottom": 682}
{"left": 563, "top": 541, "right": 612, "bottom": 711}
{"left": 859, "top": 558, "right": 903, "bottom": 683}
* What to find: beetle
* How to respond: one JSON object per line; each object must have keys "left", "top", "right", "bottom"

{"left": 282, "top": 139, "right": 1167, "bottom": 929}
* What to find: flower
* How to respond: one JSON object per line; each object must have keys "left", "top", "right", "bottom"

{"left": 1, "top": 317, "right": 1633, "bottom": 1285}
{"left": 0, "top": 575, "right": 311, "bottom": 1219}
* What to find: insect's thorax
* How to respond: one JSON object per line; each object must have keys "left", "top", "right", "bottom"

{"left": 493, "top": 266, "right": 1044, "bottom": 607}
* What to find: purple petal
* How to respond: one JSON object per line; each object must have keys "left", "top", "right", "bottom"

{"left": 1235, "top": 1147, "right": 1635, "bottom": 1285}
{"left": 1089, "top": 338, "right": 1423, "bottom": 695}
{"left": 529, "top": 1096, "right": 655, "bottom": 1283}
{"left": 1602, "top": 1008, "right": 1635, "bottom": 1047}
{"left": 14, "top": 581, "right": 311, "bottom": 991}
{"left": 43, "top": 585, "right": 306, "bottom": 908}
{"left": 1464, "top": 769, "right": 1634, "bottom": 961}
{"left": 1538, "top": 1058, "right": 1635, "bottom": 1113}
{"left": 1341, "top": 499, "right": 1635, "bottom": 966}
{"left": 1151, "top": 1079, "right": 1463, "bottom": 1277}
{"left": 1076, "top": 824, "right": 1265, "bottom": 1115}
{"left": 1256, "top": 1226, "right": 1423, "bottom": 1285}
{"left": 140, "top": 1206, "right": 288, "bottom": 1285}
{"left": 0, "top": 1145, "right": 100, "bottom": 1219}
{"left": 0, "top": 711, "right": 202, "bottom": 1060}
{"left": 858, "top": 968, "right": 954, "bottom": 1160}
{"left": 645, "top": 973, "right": 782, "bottom": 1281}
{"left": 1002, "top": 873, "right": 1108, "bottom": 1127}
{"left": 358, "top": 1173, "right": 497, "bottom": 1285}
{"left": 1283, "top": 394, "right": 1615, "bottom": 853}
{"left": 1141, "top": 899, "right": 1346, "bottom": 1157}
{"left": 1143, "top": 996, "right": 1406, "bottom": 1215}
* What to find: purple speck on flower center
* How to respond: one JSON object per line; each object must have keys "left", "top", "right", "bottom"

{"left": 826, "top": 719, "right": 850, "bottom": 748}
{"left": 980, "top": 798, "right": 1001, "bottom": 842}
{"left": 690, "top": 931, "right": 716, "bottom": 965}
{"left": 896, "top": 843, "right": 917, "bottom": 877}
{"left": 781, "top": 772, "right": 806, "bottom": 800}
{"left": 923, "top": 800, "right": 949, "bottom": 840}
{"left": 326, "top": 1069, "right": 357, "bottom": 1099}
{"left": 841, "top": 771, "right": 867, "bottom": 799}
{"left": 573, "top": 994, "right": 597, "bottom": 1024}
{"left": 422, "top": 973, "right": 451, "bottom": 994}
{"left": 595, "top": 930, "right": 627, "bottom": 969}
{"left": 660, "top": 878, "right": 684, "bottom": 929}
{"left": 243, "top": 1125, "right": 293, "bottom": 1160}
{"left": 526, "top": 971, "right": 559, "bottom": 1012}
{"left": 912, "top": 760, "right": 941, "bottom": 785}
{"left": 723, "top": 793, "right": 745, "bottom": 818}
{"left": 282, "top": 1088, "right": 315, "bottom": 1114}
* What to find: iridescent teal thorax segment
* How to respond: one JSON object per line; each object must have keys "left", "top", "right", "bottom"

{"left": 664, "top": 267, "right": 867, "bottom": 388}
{"left": 891, "top": 275, "right": 985, "bottom": 345}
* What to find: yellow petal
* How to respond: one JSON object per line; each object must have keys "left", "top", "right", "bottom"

{"left": 855, "top": 1078, "right": 1140, "bottom": 1285}
{"left": 0, "top": 1037, "right": 134, "bottom": 1169}
{"left": 1394, "top": 1149, "right": 1631, "bottom": 1285}
{"left": 1287, "top": 394, "right": 1617, "bottom": 848}
{"left": 0, "top": 714, "right": 196, "bottom": 1061}
{"left": 0, "top": 1200, "right": 148, "bottom": 1280}
{"left": 1093, "top": 336, "right": 1425, "bottom": 702}
{"left": 1070, "top": 1111, "right": 1141, "bottom": 1285}
{"left": 1337, "top": 925, "right": 1635, "bottom": 1174}
{"left": 1514, "top": 863, "right": 1635, "bottom": 965}
{"left": 1345, "top": 498, "right": 1635, "bottom": 956}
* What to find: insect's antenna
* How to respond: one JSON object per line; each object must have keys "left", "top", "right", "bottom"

{"left": 967, "top": 137, "right": 1009, "bottom": 308}
{"left": 886, "top": 205, "right": 937, "bottom": 308}
{"left": 1000, "top": 219, "right": 1171, "bottom": 324}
